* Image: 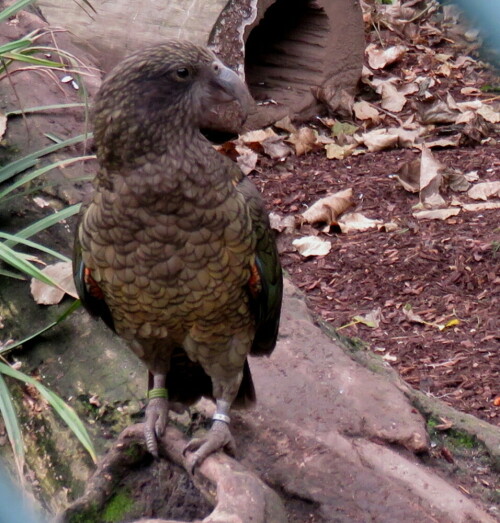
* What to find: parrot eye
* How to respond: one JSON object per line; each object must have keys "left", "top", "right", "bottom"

{"left": 175, "top": 68, "right": 190, "bottom": 80}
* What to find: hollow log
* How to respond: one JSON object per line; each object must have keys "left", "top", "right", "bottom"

{"left": 37, "top": 0, "right": 364, "bottom": 130}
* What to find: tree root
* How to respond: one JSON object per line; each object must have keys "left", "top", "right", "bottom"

{"left": 58, "top": 423, "right": 286, "bottom": 523}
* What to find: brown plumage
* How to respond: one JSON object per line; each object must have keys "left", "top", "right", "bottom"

{"left": 73, "top": 40, "right": 283, "bottom": 467}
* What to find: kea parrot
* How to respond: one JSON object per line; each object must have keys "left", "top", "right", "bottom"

{"left": 73, "top": 40, "right": 283, "bottom": 468}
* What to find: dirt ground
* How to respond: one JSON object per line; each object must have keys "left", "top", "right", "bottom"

{"left": 251, "top": 144, "right": 499, "bottom": 425}
{"left": 241, "top": 2, "right": 500, "bottom": 428}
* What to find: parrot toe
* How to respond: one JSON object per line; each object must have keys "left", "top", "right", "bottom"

{"left": 144, "top": 397, "right": 169, "bottom": 457}
{"left": 183, "top": 420, "right": 236, "bottom": 472}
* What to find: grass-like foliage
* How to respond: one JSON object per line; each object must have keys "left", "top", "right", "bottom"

{"left": 0, "top": 0, "right": 97, "bottom": 477}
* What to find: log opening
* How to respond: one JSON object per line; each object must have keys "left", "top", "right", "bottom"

{"left": 38, "top": 0, "right": 364, "bottom": 130}
{"left": 245, "top": 0, "right": 328, "bottom": 108}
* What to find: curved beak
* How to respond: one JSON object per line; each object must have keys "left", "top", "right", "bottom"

{"left": 210, "top": 61, "right": 254, "bottom": 119}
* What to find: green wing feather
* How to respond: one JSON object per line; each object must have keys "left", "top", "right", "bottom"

{"left": 73, "top": 215, "right": 116, "bottom": 333}
{"left": 236, "top": 175, "right": 283, "bottom": 356}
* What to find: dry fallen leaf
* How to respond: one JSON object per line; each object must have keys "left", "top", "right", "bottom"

{"left": 462, "top": 114, "right": 496, "bottom": 144}
{"left": 464, "top": 171, "right": 480, "bottom": 182}
{"left": 380, "top": 222, "right": 399, "bottom": 232}
{"left": 353, "top": 308, "right": 382, "bottom": 329}
{"left": 467, "top": 181, "right": 500, "bottom": 201}
{"left": 366, "top": 44, "right": 407, "bottom": 70}
{"left": 301, "top": 188, "right": 353, "bottom": 226}
{"left": 413, "top": 208, "right": 461, "bottom": 220}
{"left": 313, "top": 86, "right": 354, "bottom": 117}
{"left": 455, "top": 100, "right": 483, "bottom": 112}
{"left": 268, "top": 212, "right": 296, "bottom": 234}
{"left": 0, "top": 112, "right": 6, "bottom": 140}
{"left": 30, "top": 261, "right": 78, "bottom": 305}
{"left": 261, "top": 137, "right": 293, "bottom": 160}
{"left": 235, "top": 145, "right": 258, "bottom": 175}
{"left": 324, "top": 143, "right": 356, "bottom": 160}
{"left": 444, "top": 168, "right": 471, "bottom": 192}
{"left": 402, "top": 305, "right": 430, "bottom": 325}
{"left": 274, "top": 115, "right": 297, "bottom": 134}
{"left": 419, "top": 146, "right": 446, "bottom": 208}
{"left": 237, "top": 127, "right": 292, "bottom": 159}
{"left": 239, "top": 128, "right": 278, "bottom": 144}
{"left": 353, "top": 100, "right": 380, "bottom": 124}
{"left": 287, "top": 127, "right": 318, "bottom": 156}
{"left": 398, "top": 150, "right": 472, "bottom": 197}
{"left": 476, "top": 104, "right": 500, "bottom": 124}
{"left": 338, "top": 212, "right": 382, "bottom": 233}
{"left": 396, "top": 128, "right": 423, "bottom": 148}
{"left": 357, "top": 129, "right": 399, "bottom": 152}
{"left": 460, "top": 87, "right": 481, "bottom": 96}
{"left": 357, "top": 127, "right": 422, "bottom": 152}
{"left": 461, "top": 201, "right": 500, "bottom": 212}
{"left": 373, "top": 79, "right": 408, "bottom": 112}
{"left": 394, "top": 159, "right": 420, "bottom": 192}
{"left": 417, "top": 99, "right": 459, "bottom": 125}
{"left": 292, "top": 236, "right": 332, "bottom": 257}
{"left": 424, "top": 135, "right": 461, "bottom": 149}
{"left": 455, "top": 111, "right": 475, "bottom": 125}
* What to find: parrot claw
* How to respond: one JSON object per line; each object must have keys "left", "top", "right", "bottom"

{"left": 183, "top": 420, "right": 236, "bottom": 472}
{"left": 144, "top": 397, "right": 169, "bottom": 457}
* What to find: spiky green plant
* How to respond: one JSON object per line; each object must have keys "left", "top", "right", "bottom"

{"left": 0, "top": 0, "right": 97, "bottom": 476}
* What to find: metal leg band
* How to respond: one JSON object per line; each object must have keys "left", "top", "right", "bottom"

{"left": 212, "top": 413, "right": 231, "bottom": 424}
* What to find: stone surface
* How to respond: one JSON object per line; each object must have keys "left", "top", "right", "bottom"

{"left": 250, "top": 280, "right": 429, "bottom": 453}
{"left": 2, "top": 275, "right": 498, "bottom": 522}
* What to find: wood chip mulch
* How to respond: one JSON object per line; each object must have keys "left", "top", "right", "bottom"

{"left": 252, "top": 144, "right": 499, "bottom": 425}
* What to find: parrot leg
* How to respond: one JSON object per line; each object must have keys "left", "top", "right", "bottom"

{"left": 184, "top": 398, "right": 236, "bottom": 472}
{"left": 145, "top": 373, "right": 169, "bottom": 457}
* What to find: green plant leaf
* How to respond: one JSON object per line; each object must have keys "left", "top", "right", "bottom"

{"left": 3, "top": 204, "right": 81, "bottom": 247}
{"left": 0, "top": 155, "right": 94, "bottom": 201}
{"left": 0, "top": 133, "right": 91, "bottom": 185}
{"left": 0, "top": 233, "right": 70, "bottom": 262}
{"left": 0, "top": 243, "right": 59, "bottom": 287}
{"left": 2, "top": 176, "right": 93, "bottom": 204}
{"left": 1, "top": 300, "right": 82, "bottom": 355}
{"left": 0, "top": 268, "right": 26, "bottom": 280}
{"left": 6, "top": 103, "right": 87, "bottom": 116}
{"left": 0, "top": 360, "right": 96, "bottom": 463}
{"left": 0, "top": 373, "right": 25, "bottom": 478}
{"left": 0, "top": 0, "right": 36, "bottom": 23}
{"left": 0, "top": 38, "right": 32, "bottom": 55}
{"left": 1, "top": 51, "right": 64, "bottom": 68}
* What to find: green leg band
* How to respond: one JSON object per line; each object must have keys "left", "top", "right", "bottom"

{"left": 148, "top": 387, "right": 168, "bottom": 399}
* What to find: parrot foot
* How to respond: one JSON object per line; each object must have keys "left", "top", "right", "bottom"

{"left": 144, "top": 396, "right": 169, "bottom": 457}
{"left": 183, "top": 420, "right": 236, "bottom": 472}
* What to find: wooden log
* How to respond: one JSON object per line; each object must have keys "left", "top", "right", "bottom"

{"left": 38, "top": 0, "right": 364, "bottom": 130}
